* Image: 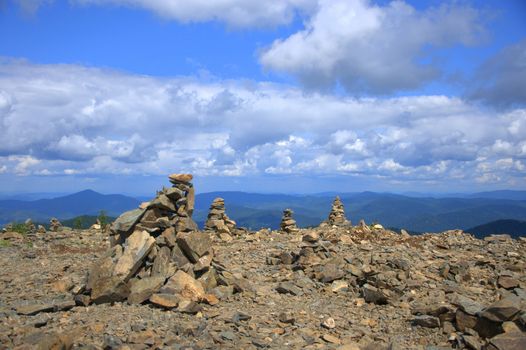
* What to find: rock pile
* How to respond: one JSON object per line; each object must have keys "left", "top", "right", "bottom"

{"left": 325, "top": 196, "right": 349, "bottom": 226}
{"left": 1, "top": 210, "right": 526, "bottom": 348}
{"left": 267, "top": 228, "right": 526, "bottom": 349}
{"left": 49, "top": 217, "right": 62, "bottom": 232}
{"left": 77, "top": 174, "right": 220, "bottom": 310}
{"left": 24, "top": 218, "right": 36, "bottom": 235}
{"left": 204, "top": 197, "right": 237, "bottom": 241}
{"left": 280, "top": 209, "right": 299, "bottom": 233}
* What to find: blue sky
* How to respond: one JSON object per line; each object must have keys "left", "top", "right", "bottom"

{"left": 0, "top": 0, "right": 525, "bottom": 195}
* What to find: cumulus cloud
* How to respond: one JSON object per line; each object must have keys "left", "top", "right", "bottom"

{"left": 74, "top": 0, "right": 316, "bottom": 28}
{"left": 260, "top": 0, "right": 484, "bottom": 94}
{"left": 467, "top": 39, "right": 526, "bottom": 108}
{"left": 0, "top": 59, "right": 524, "bottom": 187}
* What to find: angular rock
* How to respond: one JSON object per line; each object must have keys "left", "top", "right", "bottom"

{"left": 479, "top": 296, "right": 521, "bottom": 322}
{"left": 276, "top": 282, "right": 303, "bottom": 296}
{"left": 176, "top": 231, "right": 212, "bottom": 263}
{"left": 187, "top": 186, "right": 195, "bottom": 216}
{"left": 487, "top": 331, "right": 526, "bottom": 350}
{"left": 110, "top": 208, "right": 145, "bottom": 237}
{"left": 86, "top": 245, "right": 130, "bottom": 303}
{"left": 128, "top": 276, "right": 166, "bottom": 304}
{"left": 160, "top": 270, "right": 205, "bottom": 302}
{"left": 151, "top": 246, "right": 173, "bottom": 278}
{"left": 113, "top": 230, "right": 155, "bottom": 281}
{"left": 168, "top": 173, "right": 193, "bottom": 184}
{"left": 177, "top": 299, "right": 202, "bottom": 314}
{"left": 318, "top": 264, "right": 345, "bottom": 283}
{"left": 497, "top": 276, "right": 519, "bottom": 290}
{"left": 149, "top": 293, "right": 179, "bottom": 309}
{"left": 171, "top": 243, "right": 191, "bottom": 268}
{"left": 15, "top": 303, "right": 55, "bottom": 316}
{"left": 149, "top": 194, "right": 176, "bottom": 211}
{"left": 362, "top": 284, "right": 388, "bottom": 304}
{"left": 412, "top": 315, "right": 440, "bottom": 328}
{"left": 450, "top": 294, "right": 484, "bottom": 315}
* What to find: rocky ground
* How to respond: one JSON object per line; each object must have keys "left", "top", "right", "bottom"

{"left": 0, "top": 226, "right": 525, "bottom": 350}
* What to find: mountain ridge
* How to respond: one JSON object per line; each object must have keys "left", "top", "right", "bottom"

{"left": 1, "top": 190, "right": 526, "bottom": 235}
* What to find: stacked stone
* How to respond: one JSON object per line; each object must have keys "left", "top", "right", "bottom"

{"left": 78, "top": 174, "right": 220, "bottom": 310}
{"left": 24, "top": 219, "right": 36, "bottom": 235}
{"left": 326, "top": 196, "right": 349, "bottom": 226}
{"left": 204, "top": 198, "right": 237, "bottom": 241}
{"left": 280, "top": 209, "right": 299, "bottom": 233}
{"left": 49, "top": 218, "right": 62, "bottom": 232}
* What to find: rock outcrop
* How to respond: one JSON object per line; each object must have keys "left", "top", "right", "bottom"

{"left": 204, "top": 197, "right": 237, "bottom": 241}
{"left": 78, "top": 174, "right": 218, "bottom": 309}
{"left": 280, "top": 209, "right": 299, "bottom": 233}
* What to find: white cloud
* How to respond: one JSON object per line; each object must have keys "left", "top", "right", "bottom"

{"left": 74, "top": 0, "right": 316, "bottom": 28}
{"left": 8, "top": 155, "right": 41, "bottom": 175}
{"left": 0, "top": 59, "right": 524, "bottom": 188}
{"left": 260, "top": 0, "right": 484, "bottom": 93}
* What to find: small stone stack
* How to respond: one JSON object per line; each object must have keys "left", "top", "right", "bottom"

{"left": 204, "top": 198, "right": 237, "bottom": 241}
{"left": 78, "top": 174, "right": 220, "bottom": 309}
{"left": 326, "top": 196, "right": 349, "bottom": 226}
{"left": 280, "top": 209, "right": 299, "bottom": 233}
{"left": 24, "top": 219, "right": 36, "bottom": 235}
{"left": 49, "top": 218, "right": 62, "bottom": 232}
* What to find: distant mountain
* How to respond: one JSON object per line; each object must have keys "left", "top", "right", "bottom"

{"left": 0, "top": 192, "right": 69, "bottom": 201}
{"left": 1, "top": 189, "right": 526, "bottom": 235}
{"left": 466, "top": 190, "right": 526, "bottom": 201}
{"left": 465, "top": 219, "right": 526, "bottom": 239}
{"left": 194, "top": 191, "right": 526, "bottom": 233}
{"left": 0, "top": 190, "right": 140, "bottom": 225}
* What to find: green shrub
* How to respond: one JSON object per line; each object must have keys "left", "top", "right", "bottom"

{"left": 0, "top": 239, "right": 11, "bottom": 248}
{"left": 10, "top": 222, "right": 29, "bottom": 235}
{"left": 98, "top": 210, "right": 109, "bottom": 228}
{"left": 73, "top": 217, "right": 83, "bottom": 230}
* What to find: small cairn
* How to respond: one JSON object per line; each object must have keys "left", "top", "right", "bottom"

{"left": 24, "top": 219, "right": 36, "bottom": 235}
{"left": 49, "top": 217, "right": 62, "bottom": 232}
{"left": 280, "top": 209, "right": 299, "bottom": 233}
{"left": 204, "top": 198, "right": 237, "bottom": 241}
{"left": 37, "top": 225, "right": 46, "bottom": 234}
{"left": 77, "top": 173, "right": 222, "bottom": 309}
{"left": 326, "top": 196, "right": 349, "bottom": 226}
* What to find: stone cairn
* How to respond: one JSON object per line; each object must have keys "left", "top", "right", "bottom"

{"left": 280, "top": 209, "right": 299, "bottom": 233}
{"left": 204, "top": 197, "right": 237, "bottom": 241}
{"left": 326, "top": 196, "right": 349, "bottom": 226}
{"left": 77, "top": 174, "right": 221, "bottom": 310}
{"left": 49, "top": 218, "right": 62, "bottom": 232}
